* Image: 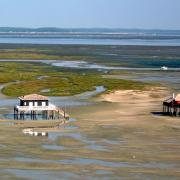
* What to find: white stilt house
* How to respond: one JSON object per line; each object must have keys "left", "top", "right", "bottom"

{"left": 14, "top": 94, "right": 69, "bottom": 120}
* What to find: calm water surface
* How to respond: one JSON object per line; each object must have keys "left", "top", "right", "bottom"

{"left": 1, "top": 37, "right": 180, "bottom": 46}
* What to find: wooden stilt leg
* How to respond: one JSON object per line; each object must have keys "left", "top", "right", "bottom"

{"left": 14, "top": 107, "right": 15, "bottom": 120}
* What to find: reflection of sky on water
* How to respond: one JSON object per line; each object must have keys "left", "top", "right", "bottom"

{"left": 52, "top": 60, "right": 120, "bottom": 69}
{"left": 1, "top": 37, "right": 180, "bottom": 46}
{"left": 1, "top": 59, "right": 180, "bottom": 70}
{"left": 51, "top": 60, "right": 180, "bottom": 70}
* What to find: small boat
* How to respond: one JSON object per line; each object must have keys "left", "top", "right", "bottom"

{"left": 161, "top": 66, "right": 168, "bottom": 70}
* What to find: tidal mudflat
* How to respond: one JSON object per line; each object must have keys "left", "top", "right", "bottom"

{"left": 0, "top": 43, "right": 180, "bottom": 179}
{"left": 1, "top": 87, "right": 180, "bottom": 179}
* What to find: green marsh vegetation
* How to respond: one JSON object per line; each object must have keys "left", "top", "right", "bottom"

{"left": 0, "top": 62, "right": 151, "bottom": 97}
{"left": 0, "top": 43, "right": 167, "bottom": 97}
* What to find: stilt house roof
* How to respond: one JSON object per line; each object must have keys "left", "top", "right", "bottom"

{"left": 175, "top": 94, "right": 180, "bottom": 102}
{"left": 19, "top": 94, "right": 49, "bottom": 101}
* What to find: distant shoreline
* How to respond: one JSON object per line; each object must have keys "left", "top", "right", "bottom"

{"left": 0, "top": 27, "right": 180, "bottom": 33}
{"left": 0, "top": 28, "right": 180, "bottom": 46}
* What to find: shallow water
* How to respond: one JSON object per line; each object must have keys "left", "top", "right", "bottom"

{"left": 1, "top": 37, "right": 180, "bottom": 46}
{"left": 3, "top": 169, "right": 79, "bottom": 180}
{"left": 48, "top": 132, "right": 84, "bottom": 141}
{"left": 43, "top": 144, "right": 67, "bottom": 151}
{"left": 47, "top": 125, "right": 110, "bottom": 152}
{"left": 1, "top": 59, "right": 180, "bottom": 71}
{"left": 13, "top": 156, "right": 179, "bottom": 169}
{"left": 51, "top": 60, "right": 180, "bottom": 71}
{"left": 59, "top": 158, "right": 179, "bottom": 169}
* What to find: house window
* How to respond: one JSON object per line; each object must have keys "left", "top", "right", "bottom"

{"left": 24, "top": 102, "right": 27, "bottom": 106}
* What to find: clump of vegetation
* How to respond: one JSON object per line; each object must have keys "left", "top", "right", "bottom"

{"left": 0, "top": 62, "right": 152, "bottom": 97}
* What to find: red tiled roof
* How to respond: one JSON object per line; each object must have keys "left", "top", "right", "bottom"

{"left": 19, "top": 94, "right": 49, "bottom": 101}
{"left": 175, "top": 94, "right": 180, "bottom": 102}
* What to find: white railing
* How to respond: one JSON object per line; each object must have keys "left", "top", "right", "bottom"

{"left": 15, "top": 103, "right": 70, "bottom": 118}
{"left": 15, "top": 103, "right": 58, "bottom": 111}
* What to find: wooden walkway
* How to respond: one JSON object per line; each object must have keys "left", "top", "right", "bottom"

{"left": 54, "top": 106, "right": 70, "bottom": 119}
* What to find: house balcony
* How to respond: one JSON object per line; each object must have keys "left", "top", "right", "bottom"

{"left": 15, "top": 103, "right": 58, "bottom": 111}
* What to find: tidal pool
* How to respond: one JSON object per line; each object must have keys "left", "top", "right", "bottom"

{"left": 3, "top": 169, "right": 79, "bottom": 180}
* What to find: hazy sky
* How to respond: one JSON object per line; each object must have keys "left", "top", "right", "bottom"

{"left": 0, "top": 0, "right": 180, "bottom": 29}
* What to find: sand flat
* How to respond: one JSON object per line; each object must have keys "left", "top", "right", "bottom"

{"left": 1, "top": 87, "right": 180, "bottom": 179}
